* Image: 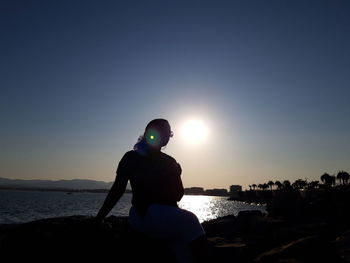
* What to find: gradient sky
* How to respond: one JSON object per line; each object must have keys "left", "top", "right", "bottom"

{"left": 1, "top": 0, "right": 350, "bottom": 190}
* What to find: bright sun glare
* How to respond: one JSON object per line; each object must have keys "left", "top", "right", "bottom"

{"left": 181, "top": 119, "right": 209, "bottom": 144}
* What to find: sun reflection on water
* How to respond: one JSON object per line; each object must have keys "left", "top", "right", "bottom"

{"left": 178, "top": 195, "right": 266, "bottom": 223}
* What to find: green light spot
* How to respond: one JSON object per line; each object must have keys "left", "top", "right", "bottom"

{"left": 150, "top": 135, "right": 155, "bottom": 140}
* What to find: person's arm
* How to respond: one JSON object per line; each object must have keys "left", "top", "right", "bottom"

{"left": 174, "top": 163, "right": 184, "bottom": 201}
{"left": 162, "top": 161, "right": 184, "bottom": 202}
{"left": 95, "top": 174, "right": 128, "bottom": 222}
{"left": 95, "top": 153, "right": 130, "bottom": 222}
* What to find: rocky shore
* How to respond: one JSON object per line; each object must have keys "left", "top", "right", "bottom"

{"left": 1, "top": 188, "right": 350, "bottom": 262}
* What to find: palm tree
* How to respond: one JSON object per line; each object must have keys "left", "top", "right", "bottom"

{"left": 337, "top": 171, "right": 343, "bottom": 185}
{"left": 337, "top": 170, "right": 350, "bottom": 185}
{"left": 343, "top": 171, "right": 350, "bottom": 185}
{"left": 262, "top": 183, "right": 269, "bottom": 191}
{"left": 283, "top": 180, "right": 291, "bottom": 189}
{"left": 293, "top": 179, "right": 307, "bottom": 190}
{"left": 252, "top": 184, "right": 257, "bottom": 190}
{"left": 308, "top": 181, "right": 319, "bottom": 189}
{"left": 321, "top": 173, "right": 333, "bottom": 186}
{"left": 248, "top": 185, "right": 252, "bottom": 191}
{"left": 267, "top": 181, "right": 274, "bottom": 190}
{"left": 331, "top": 175, "right": 336, "bottom": 187}
{"left": 275, "top": 181, "right": 282, "bottom": 190}
{"left": 258, "top": 184, "right": 263, "bottom": 190}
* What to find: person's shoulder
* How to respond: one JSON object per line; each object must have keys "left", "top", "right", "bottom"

{"left": 117, "top": 150, "right": 138, "bottom": 169}
{"left": 116, "top": 150, "right": 138, "bottom": 174}
{"left": 160, "top": 152, "right": 182, "bottom": 175}
{"left": 122, "top": 150, "right": 138, "bottom": 160}
{"left": 160, "top": 152, "right": 177, "bottom": 164}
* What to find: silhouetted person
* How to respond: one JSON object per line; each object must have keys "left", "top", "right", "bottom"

{"left": 96, "top": 119, "right": 207, "bottom": 263}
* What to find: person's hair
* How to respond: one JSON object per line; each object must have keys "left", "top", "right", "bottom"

{"left": 134, "top": 119, "right": 172, "bottom": 151}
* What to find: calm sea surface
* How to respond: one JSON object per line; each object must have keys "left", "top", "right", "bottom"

{"left": 0, "top": 189, "right": 266, "bottom": 224}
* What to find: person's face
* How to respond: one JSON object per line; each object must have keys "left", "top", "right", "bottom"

{"left": 145, "top": 125, "right": 173, "bottom": 148}
{"left": 161, "top": 125, "right": 173, "bottom": 147}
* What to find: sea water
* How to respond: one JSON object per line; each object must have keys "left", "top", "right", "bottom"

{"left": 0, "top": 189, "right": 266, "bottom": 224}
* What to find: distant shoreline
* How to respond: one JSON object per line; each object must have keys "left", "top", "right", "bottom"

{"left": 0, "top": 187, "right": 231, "bottom": 197}
{"left": 0, "top": 186, "right": 121, "bottom": 194}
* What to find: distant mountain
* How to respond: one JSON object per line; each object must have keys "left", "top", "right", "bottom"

{"left": 0, "top": 177, "right": 115, "bottom": 190}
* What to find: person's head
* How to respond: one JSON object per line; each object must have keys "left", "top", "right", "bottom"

{"left": 134, "top": 119, "right": 173, "bottom": 151}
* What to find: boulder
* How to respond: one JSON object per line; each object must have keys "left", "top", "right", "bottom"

{"left": 202, "top": 215, "right": 237, "bottom": 238}
{"left": 0, "top": 215, "right": 176, "bottom": 262}
{"left": 254, "top": 234, "right": 342, "bottom": 263}
{"left": 1, "top": 212, "right": 349, "bottom": 263}
{"left": 333, "top": 230, "right": 350, "bottom": 262}
{"left": 235, "top": 210, "right": 264, "bottom": 233}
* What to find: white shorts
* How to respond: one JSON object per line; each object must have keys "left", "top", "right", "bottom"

{"left": 129, "top": 204, "right": 205, "bottom": 244}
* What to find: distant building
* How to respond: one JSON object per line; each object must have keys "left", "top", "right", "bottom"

{"left": 229, "top": 185, "right": 242, "bottom": 198}
{"left": 204, "top": 188, "right": 229, "bottom": 196}
{"left": 184, "top": 187, "right": 205, "bottom": 195}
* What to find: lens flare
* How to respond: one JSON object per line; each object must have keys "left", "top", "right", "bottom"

{"left": 145, "top": 129, "right": 160, "bottom": 146}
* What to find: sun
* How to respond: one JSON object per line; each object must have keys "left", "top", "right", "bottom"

{"left": 180, "top": 119, "right": 209, "bottom": 144}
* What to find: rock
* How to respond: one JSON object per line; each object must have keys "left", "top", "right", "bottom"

{"left": 254, "top": 234, "right": 343, "bottom": 263}
{"left": 266, "top": 189, "right": 302, "bottom": 219}
{"left": 202, "top": 210, "right": 264, "bottom": 238}
{"left": 202, "top": 215, "right": 237, "bottom": 238}
{"left": 235, "top": 210, "right": 264, "bottom": 234}
{"left": 333, "top": 230, "right": 350, "bottom": 262}
{"left": 0, "top": 215, "right": 176, "bottom": 262}
{"left": 1, "top": 212, "right": 349, "bottom": 263}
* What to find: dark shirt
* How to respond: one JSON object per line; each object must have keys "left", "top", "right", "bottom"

{"left": 116, "top": 149, "right": 184, "bottom": 216}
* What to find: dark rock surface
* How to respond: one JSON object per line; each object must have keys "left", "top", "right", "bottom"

{"left": 1, "top": 191, "right": 350, "bottom": 263}
{"left": 1, "top": 211, "right": 349, "bottom": 262}
{"left": 0, "top": 215, "right": 176, "bottom": 262}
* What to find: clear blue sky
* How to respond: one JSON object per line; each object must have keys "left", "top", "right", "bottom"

{"left": 1, "top": 0, "right": 350, "bottom": 189}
